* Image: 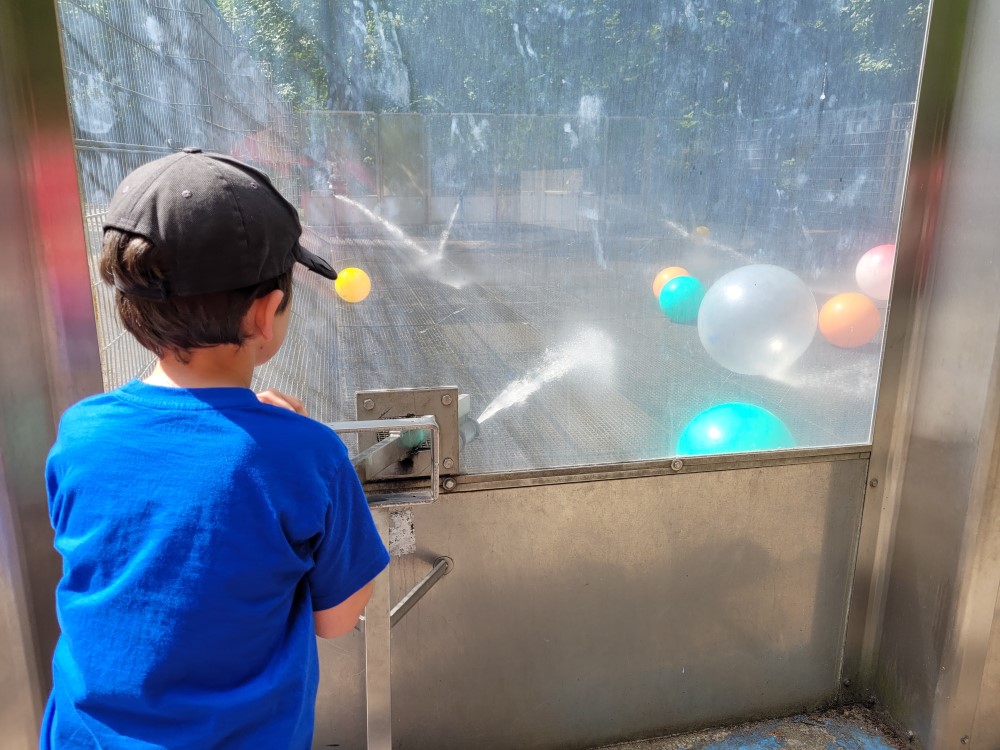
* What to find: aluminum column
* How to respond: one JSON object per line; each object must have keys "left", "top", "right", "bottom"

{"left": 0, "top": 0, "right": 103, "bottom": 745}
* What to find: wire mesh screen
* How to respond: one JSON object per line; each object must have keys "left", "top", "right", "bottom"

{"left": 732, "top": 103, "right": 914, "bottom": 239}
{"left": 58, "top": 0, "right": 298, "bottom": 388}
{"left": 57, "top": 1, "right": 919, "bottom": 471}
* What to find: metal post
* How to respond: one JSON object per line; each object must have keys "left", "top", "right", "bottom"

{"left": 0, "top": 2, "right": 104, "bottom": 747}
{"left": 364, "top": 509, "right": 393, "bottom": 750}
{"left": 841, "top": 0, "right": 971, "bottom": 702}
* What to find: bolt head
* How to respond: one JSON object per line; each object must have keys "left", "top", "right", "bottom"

{"left": 842, "top": 678, "right": 851, "bottom": 688}
{"left": 363, "top": 398, "right": 375, "bottom": 411}
{"left": 961, "top": 737, "right": 970, "bottom": 745}
{"left": 869, "top": 478, "right": 879, "bottom": 488}
{"left": 443, "top": 478, "right": 457, "bottom": 491}
{"left": 671, "top": 459, "right": 684, "bottom": 471}
{"left": 441, "top": 394, "right": 453, "bottom": 406}
{"left": 443, "top": 457, "right": 455, "bottom": 469}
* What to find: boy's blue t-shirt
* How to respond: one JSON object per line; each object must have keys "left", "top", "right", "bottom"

{"left": 42, "top": 380, "right": 390, "bottom": 749}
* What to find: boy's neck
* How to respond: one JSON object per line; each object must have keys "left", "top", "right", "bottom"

{"left": 144, "top": 345, "right": 256, "bottom": 389}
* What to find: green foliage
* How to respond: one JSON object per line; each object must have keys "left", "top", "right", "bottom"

{"left": 214, "top": 0, "right": 330, "bottom": 110}
{"left": 209, "top": 0, "right": 927, "bottom": 124}
{"left": 841, "top": 0, "right": 927, "bottom": 79}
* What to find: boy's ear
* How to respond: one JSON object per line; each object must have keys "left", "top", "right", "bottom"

{"left": 246, "top": 289, "right": 285, "bottom": 342}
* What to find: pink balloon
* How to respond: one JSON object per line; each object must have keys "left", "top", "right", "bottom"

{"left": 855, "top": 243, "right": 895, "bottom": 301}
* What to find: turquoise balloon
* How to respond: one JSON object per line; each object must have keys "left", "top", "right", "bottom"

{"left": 658, "top": 275, "right": 705, "bottom": 323}
{"left": 677, "top": 402, "right": 795, "bottom": 456}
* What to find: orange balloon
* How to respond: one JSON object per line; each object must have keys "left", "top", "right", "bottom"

{"left": 819, "top": 292, "right": 881, "bottom": 348}
{"left": 652, "top": 266, "right": 689, "bottom": 298}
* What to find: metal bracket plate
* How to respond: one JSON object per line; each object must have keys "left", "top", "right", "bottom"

{"left": 327, "top": 415, "right": 440, "bottom": 507}
{"left": 356, "top": 386, "right": 461, "bottom": 477}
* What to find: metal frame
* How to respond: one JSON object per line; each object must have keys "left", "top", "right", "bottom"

{"left": 2, "top": 0, "right": 985, "bottom": 747}
{"left": 0, "top": 1, "right": 104, "bottom": 746}
{"left": 364, "top": 511, "right": 393, "bottom": 750}
{"left": 864, "top": 0, "right": 1000, "bottom": 745}
{"left": 376, "top": 458, "right": 871, "bottom": 750}
{"left": 327, "top": 415, "right": 442, "bottom": 750}
{"left": 840, "top": 0, "right": 971, "bottom": 700}
{"left": 329, "top": 416, "right": 441, "bottom": 506}
{"left": 355, "top": 387, "right": 461, "bottom": 478}
{"left": 363, "top": 444, "right": 871, "bottom": 495}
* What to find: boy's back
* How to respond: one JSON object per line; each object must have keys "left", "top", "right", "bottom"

{"left": 43, "top": 380, "right": 387, "bottom": 748}
{"left": 43, "top": 381, "right": 386, "bottom": 748}
{"left": 43, "top": 149, "right": 389, "bottom": 747}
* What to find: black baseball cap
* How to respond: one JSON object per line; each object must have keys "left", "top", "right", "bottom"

{"left": 103, "top": 147, "right": 337, "bottom": 300}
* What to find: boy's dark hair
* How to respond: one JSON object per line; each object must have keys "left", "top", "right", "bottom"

{"left": 99, "top": 228, "right": 292, "bottom": 363}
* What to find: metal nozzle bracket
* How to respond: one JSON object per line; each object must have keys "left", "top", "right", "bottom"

{"left": 355, "top": 386, "right": 462, "bottom": 478}
{"left": 327, "top": 415, "right": 440, "bottom": 507}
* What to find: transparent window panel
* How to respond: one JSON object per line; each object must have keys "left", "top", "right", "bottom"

{"left": 57, "top": 0, "right": 930, "bottom": 473}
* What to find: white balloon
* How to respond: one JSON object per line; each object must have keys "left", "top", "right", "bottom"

{"left": 698, "top": 265, "right": 818, "bottom": 376}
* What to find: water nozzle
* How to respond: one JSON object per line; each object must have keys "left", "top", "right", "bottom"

{"left": 459, "top": 415, "right": 481, "bottom": 450}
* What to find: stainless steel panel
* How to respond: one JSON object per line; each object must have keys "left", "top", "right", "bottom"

{"left": 973, "top": 590, "right": 1000, "bottom": 750}
{"left": 0, "top": 459, "right": 43, "bottom": 750}
{"left": 842, "top": 0, "right": 971, "bottom": 699}
{"left": 314, "top": 633, "right": 368, "bottom": 749}
{"left": 437, "top": 445, "right": 871, "bottom": 494}
{"left": 0, "top": 0, "right": 103, "bottom": 744}
{"left": 314, "top": 459, "right": 868, "bottom": 750}
{"left": 863, "top": 0, "right": 1000, "bottom": 746}
{"left": 365, "top": 510, "right": 393, "bottom": 750}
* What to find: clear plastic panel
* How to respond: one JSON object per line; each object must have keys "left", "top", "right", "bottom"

{"left": 57, "top": 0, "right": 930, "bottom": 472}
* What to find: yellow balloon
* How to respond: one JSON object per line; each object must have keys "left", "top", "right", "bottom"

{"left": 652, "top": 266, "right": 690, "bottom": 298}
{"left": 335, "top": 267, "right": 371, "bottom": 303}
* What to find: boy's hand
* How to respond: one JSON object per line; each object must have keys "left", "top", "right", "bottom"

{"left": 257, "top": 389, "right": 308, "bottom": 416}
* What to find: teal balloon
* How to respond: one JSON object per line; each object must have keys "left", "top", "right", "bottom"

{"left": 677, "top": 402, "right": 795, "bottom": 456}
{"left": 658, "top": 275, "right": 705, "bottom": 323}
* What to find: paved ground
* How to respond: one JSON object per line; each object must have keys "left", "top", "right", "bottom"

{"left": 591, "top": 706, "right": 903, "bottom": 750}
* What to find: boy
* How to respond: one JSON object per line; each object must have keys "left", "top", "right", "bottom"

{"left": 42, "top": 148, "right": 389, "bottom": 748}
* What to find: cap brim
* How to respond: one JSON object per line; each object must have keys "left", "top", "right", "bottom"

{"left": 294, "top": 244, "right": 338, "bottom": 280}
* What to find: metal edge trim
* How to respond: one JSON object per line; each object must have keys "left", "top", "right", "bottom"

{"left": 1, "top": 0, "right": 104, "bottom": 731}
{"left": 363, "top": 445, "right": 872, "bottom": 495}
{"left": 933, "top": 328, "right": 1000, "bottom": 747}
{"left": 838, "top": 0, "right": 972, "bottom": 700}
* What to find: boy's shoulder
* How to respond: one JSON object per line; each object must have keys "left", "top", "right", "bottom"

{"left": 56, "top": 388, "right": 130, "bottom": 433}
{"left": 56, "top": 383, "right": 349, "bottom": 464}
{"left": 247, "top": 400, "right": 351, "bottom": 462}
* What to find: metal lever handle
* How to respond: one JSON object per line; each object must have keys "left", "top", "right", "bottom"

{"left": 390, "top": 556, "right": 453, "bottom": 628}
{"left": 355, "top": 556, "right": 453, "bottom": 633}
